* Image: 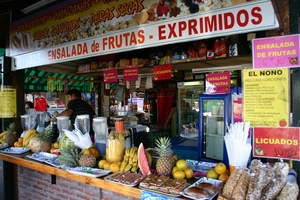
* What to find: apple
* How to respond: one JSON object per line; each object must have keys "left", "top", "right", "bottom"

{"left": 279, "top": 119, "right": 287, "bottom": 127}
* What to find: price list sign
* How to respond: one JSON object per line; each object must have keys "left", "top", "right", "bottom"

{"left": 252, "top": 34, "right": 300, "bottom": 69}
{"left": 0, "top": 86, "right": 17, "bottom": 118}
{"left": 243, "top": 68, "right": 289, "bottom": 127}
{"left": 253, "top": 127, "right": 300, "bottom": 160}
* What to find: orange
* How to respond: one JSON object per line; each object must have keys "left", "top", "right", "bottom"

{"left": 206, "top": 169, "right": 219, "bottom": 179}
{"left": 53, "top": 142, "right": 59, "bottom": 149}
{"left": 215, "top": 162, "right": 227, "bottom": 175}
{"left": 184, "top": 168, "right": 194, "bottom": 179}
{"left": 14, "top": 141, "right": 19, "bottom": 147}
{"left": 18, "top": 137, "right": 23, "bottom": 144}
{"left": 218, "top": 173, "right": 229, "bottom": 182}
{"left": 50, "top": 147, "right": 56, "bottom": 154}
{"left": 89, "top": 147, "right": 100, "bottom": 158}
{"left": 17, "top": 142, "right": 23, "bottom": 147}
{"left": 173, "top": 170, "right": 185, "bottom": 180}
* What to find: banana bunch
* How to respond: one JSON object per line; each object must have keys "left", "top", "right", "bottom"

{"left": 120, "top": 146, "right": 139, "bottom": 173}
{"left": 0, "top": 131, "right": 9, "bottom": 143}
{"left": 23, "top": 129, "right": 39, "bottom": 147}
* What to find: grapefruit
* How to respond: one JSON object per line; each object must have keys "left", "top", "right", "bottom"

{"left": 103, "top": 161, "right": 111, "bottom": 170}
{"left": 206, "top": 169, "right": 219, "bottom": 179}
{"left": 98, "top": 160, "right": 106, "bottom": 169}
{"left": 173, "top": 170, "right": 185, "bottom": 180}
{"left": 184, "top": 168, "right": 194, "bottom": 179}
{"left": 172, "top": 166, "right": 180, "bottom": 175}
{"left": 110, "top": 163, "right": 120, "bottom": 173}
{"left": 176, "top": 159, "right": 188, "bottom": 170}
{"left": 215, "top": 162, "right": 227, "bottom": 175}
{"left": 218, "top": 173, "right": 229, "bottom": 181}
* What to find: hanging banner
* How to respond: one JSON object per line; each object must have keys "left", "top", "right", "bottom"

{"left": 103, "top": 68, "right": 118, "bottom": 83}
{"left": 0, "top": 86, "right": 17, "bottom": 118}
{"left": 253, "top": 127, "right": 300, "bottom": 160}
{"left": 153, "top": 64, "right": 172, "bottom": 81}
{"left": 205, "top": 72, "right": 230, "bottom": 94}
{"left": 243, "top": 68, "right": 289, "bottom": 127}
{"left": 11, "top": 0, "right": 280, "bottom": 70}
{"left": 123, "top": 66, "right": 139, "bottom": 81}
{"left": 252, "top": 34, "right": 300, "bottom": 69}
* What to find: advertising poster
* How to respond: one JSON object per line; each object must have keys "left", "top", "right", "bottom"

{"left": 103, "top": 68, "right": 118, "bottom": 83}
{"left": 243, "top": 68, "right": 289, "bottom": 127}
{"left": 253, "top": 127, "right": 300, "bottom": 160}
{"left": 252, "top": 34, "right": 300, "bottom": 69}
{"left": 153, "top": 64, "right": 172, "bottom": 81}
{"left": 205, "top": 72, "right": 230, "bottom": 94}
{"left": 0, "top": 86, "right": 17, "bottom": 118}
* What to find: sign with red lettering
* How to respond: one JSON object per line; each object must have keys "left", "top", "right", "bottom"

{"left": 253, "top": 127, "right": 300, "bottom": 160}
{"left": 153, "top": 64, "right": 172, "bottom": 81}
{"left": 253, "top": 34, "right": 300, "bottom": 69}
{"left": 205, "top": 72, "right": 230, "bottom": 94}
{"left": 104, "top": 68, "right": 118, "bottom": 83}
{"left": 12, "top": 0, "right": 280, "bottom": 70}
{"left": 123, "top": 66, "right": 139, "bottom": 81}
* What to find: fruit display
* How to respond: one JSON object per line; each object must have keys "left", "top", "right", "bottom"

{"left": 23, "top": 129, "right": 39, "bottom": 147}
{"left": 206, "top": 162, "right": 229, "bottom": 181}
{"left": 105, "top": 128, "right": 128, "bottom": 163}
{"left": 155, "top": 137, "right": 174, "bottom": 176}
{"left": 172, "top": 159, "right": 194, "bottom": 180}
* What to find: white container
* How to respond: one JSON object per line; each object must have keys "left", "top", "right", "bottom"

{"left": 217, "top": 121, "right": 224, "bottom": 135}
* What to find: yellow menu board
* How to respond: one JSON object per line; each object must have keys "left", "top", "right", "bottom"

{"left": 0, "top": 87, "right": 17, "bottom": 118}
{"left": 243, "top": 68, "right": 289, "bottom": 127}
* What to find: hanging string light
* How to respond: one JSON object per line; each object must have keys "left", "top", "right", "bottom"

{"left": 47, "top": 76, "right": 56, "bottom": 92}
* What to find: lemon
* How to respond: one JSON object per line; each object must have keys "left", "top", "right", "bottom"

{"left": 206, "top": 169, "right": 219, "bottom": 179}
{"left": 103, "top": 161, "right": 111, "bottom": 170}
{"left": 173, "top": 170, "right": 186, "bottom": 180}
{"left": 98, "top": 160, "right": 106, "bottom": 169}
{"left": 82, "top": 149, "right": 90, "bottom": 155}
{"left": 172, "top": 166, "right": 180, "bottom": 175}
{"left": 176, "top": 159, "right": 188, "bottom": 170}
{"left": 184, "top": 168, "right": 194, "bottom": 179}
{"left": 110, "top": 163, "right": 120, "bottom": 173}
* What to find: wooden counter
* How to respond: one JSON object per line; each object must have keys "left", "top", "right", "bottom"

{"left": 0, "top": 152, "right": 141, "bottom": 199}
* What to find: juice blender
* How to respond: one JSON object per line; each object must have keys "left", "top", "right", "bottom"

{"left": 75, "top": 114, "right": 90, "bottom": 134}
{"left": 56, "top": 116, "right": 70, "bottom": 141}
{"left": 36, "top": 111, "right": 46, "bottom": 132}
{"left": 20, "top": 114, "right": 31, "bottom": 137}
{"left": 93, "top": 117, "right": 108, "bottom": 156}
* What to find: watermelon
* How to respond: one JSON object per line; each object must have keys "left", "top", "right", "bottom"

{"left": 138, "top": 143, "right": 151, "bottom": 175}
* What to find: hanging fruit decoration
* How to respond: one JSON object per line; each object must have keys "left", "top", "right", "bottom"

{"left": 56, "top": 78, "right": 63, "bottom": 92}
{"left": 47, "top": 76, "right": 56, "bottom": 92}
{"left": 64, "top": 78, "right": 69, "bottom": 94}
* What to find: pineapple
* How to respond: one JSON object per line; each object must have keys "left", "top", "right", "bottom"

{"left": 78, "top": 154, "right": 96, "bottom": 167}
{"left": 5, "top": 123, "right": 17, "bottom": 146}
{"left": 155, "top": 137, "right": 174, "bottom": 176}
{"left": 59, "top": 145, "right": 82, "bottom": 167}
{"left": 39, "top": 125, "right": 54, "bottom": 152}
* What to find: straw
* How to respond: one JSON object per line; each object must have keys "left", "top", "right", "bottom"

{"left": 224, "top": 121, "right": 252, "bottom": 167}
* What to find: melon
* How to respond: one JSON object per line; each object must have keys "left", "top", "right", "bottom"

{"left": 138, "top": 143, "right": 151, "bottom": 175}
{"left": 29, "top": 136, "right": 41, "bottom": 153}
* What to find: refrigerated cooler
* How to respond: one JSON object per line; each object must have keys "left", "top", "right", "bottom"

{"left": 171, "top": 81, "right": 204, "bottom": 160}
{"left": 198, "top": 94, "right": 232, "bottom": 166}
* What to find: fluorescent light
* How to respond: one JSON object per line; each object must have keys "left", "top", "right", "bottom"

{"left": 192, "top": 63, "right": 252, "bottom": 73}
{"left": 22, "top": 0, "right": 56, "bottom": 14}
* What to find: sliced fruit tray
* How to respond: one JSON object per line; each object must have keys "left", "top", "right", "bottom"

{"left": 104, "top": 172, "right": 147, "bottom": 186}
{"left": 67, "top": 167, "right": 111, "bottom": 178}
{"left": 26, "top": 152, "right": 62, "bottom": 168}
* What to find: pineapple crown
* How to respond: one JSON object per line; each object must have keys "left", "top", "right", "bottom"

{"left": 7, "top": 123, "right": 16, "bottom": 134}
{"left": 59, "top": 146, "right": 82, "bottom": 167}
{"left": 154, "top": 137, "right": 173, "bottom": 157}
{"left": 39, "top": 125, "right": 54, "bottom": 142}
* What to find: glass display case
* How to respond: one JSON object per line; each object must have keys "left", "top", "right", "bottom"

{"left": 198, "top": 94, "right": 231, "bottom": 165}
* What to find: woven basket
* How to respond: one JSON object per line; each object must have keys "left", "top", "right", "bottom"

{"left": 217, "top": 181, "right": 231, "bottom": 200}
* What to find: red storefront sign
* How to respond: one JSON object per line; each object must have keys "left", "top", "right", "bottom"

{"left": 253, "top": 127, "right": 300, "bottom": 160}
{"left": 205, "top": 72, "right": 230, "bottom": 94}
{"left": 153, "top": 64, "right": 172, "bottom": 81}
{"left": 123, "top": 66, "right": 139, "bottom": 81}
{"left": 104, "top": 68, "right": 118, "bottom": 83}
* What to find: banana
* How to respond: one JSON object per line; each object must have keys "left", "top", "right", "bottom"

{"left": 129, "top": 147, "right": 135, "bottom": 157}
{"left": 133, "top": 152, "right": 138, "bottom": 162}
{"left": 0, "top": 131, "right": 8, "bottom": 138}
{"left": 124, "top": 164, "right": 132, "bottom": 172}
{"left": 120, "top": 160, "right": 128, "bottom": 171}
{"left": 23, "top": 129, "right": 37, "bottom": 146}
{"left": 129, "top": 158, "right": 133, "bottom": 165}
{"left": 132, "top": 162, "right": 138, "bottom": 167}
{"left": 23, "top": 131, "right": 38, "bottom": 147}
{"left": 131, "top": 166, "right": 138, "bottom": 173}
{"left": 125, "top": 148, "right": 131, "bottom": 156}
